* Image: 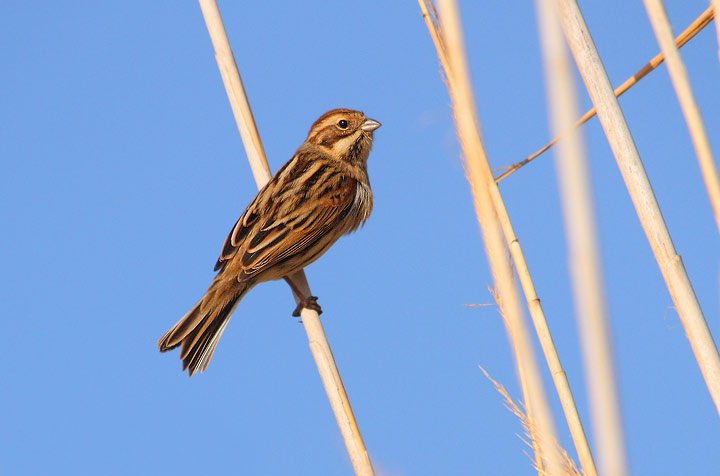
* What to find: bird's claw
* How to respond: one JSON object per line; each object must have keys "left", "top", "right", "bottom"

{"left": 292, "top": 295, "right": 322, "bottom": 317}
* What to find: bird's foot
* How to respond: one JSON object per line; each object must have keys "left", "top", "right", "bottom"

{"left": 292, "top": 295, "right": 322, "bottom": 317}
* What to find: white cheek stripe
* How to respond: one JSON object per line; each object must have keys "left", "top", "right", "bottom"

{"left": 331, "top": 134, "right": 359, "bottom": 154}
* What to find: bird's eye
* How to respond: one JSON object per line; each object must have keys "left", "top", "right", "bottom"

{"left": 337, "top": 119, "right": 349, "bottom": 130}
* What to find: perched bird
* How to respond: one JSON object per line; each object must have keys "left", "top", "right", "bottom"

{"left": 158, "top": 109, "right": 381, "bottom": 376}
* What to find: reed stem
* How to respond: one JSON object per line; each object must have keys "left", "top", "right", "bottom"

{"left": 553, "top": 0, "right": 720, "bottom": 423}
{"left": 197, "top": 2, "right": 375, "bottom": 474}
{"left": 495, "top": 6, "right": 715, "bottom": 183}
{"left": 537, "top": 2, "right": 629, "bottom": 475}
{"left": 641, "top": 0, "right": 720, "bottom": 237}
{"left": 419, "top": 3, "right": 597, "bottom": 474}
{"left": 432, "top": 0, "right": 565, "bottom": 473}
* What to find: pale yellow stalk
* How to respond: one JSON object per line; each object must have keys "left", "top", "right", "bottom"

{"left": 553, "top": 0, "right": 720, "bottom": 418}
{"left": 487, "top": 186, "right": 597, "bottom": 476}
{"left": 197, "top": 1, "right": 374, "bottom": 474}
{"left": 642, "top": 0, "right": 720, "bottom": 237}
{"left": 490, "top": 286, "right": 545, "bottom": 474}
{"left": 419, "top": 3, "right": 597, "bottom": 475}
{"left": 433, "top": 0, "right": 565, "bottom": 474}
{"left": 537, "top": 2, "right": 629, "bottom": 476}
{"left": 495, "top": 6, "right": 715, "bottom": 183}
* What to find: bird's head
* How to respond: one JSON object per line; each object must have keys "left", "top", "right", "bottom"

{"left": 305, "top": 109, "right": 381, "bottom": 165}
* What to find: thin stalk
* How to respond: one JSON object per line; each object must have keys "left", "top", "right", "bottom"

{"left": 494, "top": 285, "right": 546, "bottom": 474}
{"left": 487, "top": 187, "right": 598, "bottom": 476}
{"left": 420, "top": 3, "right": 597, "bottom": 475}
{"left": 495, "top": 6, "right": 715, "bottom": 183}
{"left": 433, "top": 0, "right": 564, "bottom": 474}
{"left": 418, "top": 0, "right": 450, "bottom": 79}
{"left": 553, "top": 0, "right": 720, "bottom": 418}
{"left": 419, "top": 2, "right": 539, "bottom": 471}
{"left": 197, "top": 2, "right": 374, "bottom": 474}
{"left": 537, "top": 2, "right": 629, "bottom": 476}
{"left": 642, "top": 0, "right": 720, "bottom": 237}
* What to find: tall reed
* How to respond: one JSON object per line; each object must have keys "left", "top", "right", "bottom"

{"left": 552, "top": 0, "right": 720, "bottom": 418}
{"left": 419, "top": 2, "right": 597, "bottom": 474}
{"left": 641, "top": 0, "right": 720, "bottom": 236}
{"left": 495, "top": 6, "right": 715, "bottom": 183}
{"left": 427, "top": 0, "right": 566, "bottom": 473}
{"left": 537, "top": 2, "right": 629, "bottom": 475}
{"left": 196, "top": 1, "right": 375, "bottom": 474}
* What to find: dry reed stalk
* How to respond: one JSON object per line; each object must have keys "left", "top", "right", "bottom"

{"left": 419, "top": 3, "right": 597, "bottom": 475}
{"left": 419, "top": 0, "right": 450, "bottom": 80}
{"left": 197, "top": 2, "right": 374, "bottom": 474}
{"left": 552, "top": 0, "right": 720, "bottom": 416}
{"left": 430, "top": 0, "right": 565, "bottom": 473}
{"left": 642, "top": 0, "right": 720, "bottom": 236}
{"left": 479, "top": 366, "right": 584, "bottom": 476}
{"left": 495, "top": 6, "right": 716, "bottom": 183}
{"left": 489, "top": 287, "right": 545, "bottom": 473}
{"left": 487, "top": 183, "right": 598, "bottom": 476}
{"left": 536, "top": 2, "right": 629, "bottom": 476}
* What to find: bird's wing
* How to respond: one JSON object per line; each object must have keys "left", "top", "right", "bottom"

{"left": 214, "top": 152, "right": 357, "bottom": 280}
{"left": 214, "top": 196, "right": 261, "bottom": 272}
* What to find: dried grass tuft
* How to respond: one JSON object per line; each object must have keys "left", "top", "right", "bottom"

{"left": 479, "top": 366, "right": 584, "bottom": 476}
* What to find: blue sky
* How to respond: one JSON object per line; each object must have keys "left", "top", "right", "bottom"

{"left": 2, "top": 1, "right": 719, "bottom": 475}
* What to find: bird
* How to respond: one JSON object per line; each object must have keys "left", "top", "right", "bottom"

{"left": 157, "top": 108, "right": 381, "bottom": 376}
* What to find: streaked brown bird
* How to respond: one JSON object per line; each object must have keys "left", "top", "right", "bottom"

{"left": 158, "top": 109, "right": 381, "bottom": 376}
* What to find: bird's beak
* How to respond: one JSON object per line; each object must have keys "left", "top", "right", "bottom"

{"left": 361, "top": 118, "right": 381, "bottom": 132}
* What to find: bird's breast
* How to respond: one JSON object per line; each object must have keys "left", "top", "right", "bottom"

{"left": 348, "top": 180, "right": 373, "bottom": 230}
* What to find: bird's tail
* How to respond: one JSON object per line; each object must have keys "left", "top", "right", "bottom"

{"left": 158, "top": 280, "right": 249, "bottom": 376}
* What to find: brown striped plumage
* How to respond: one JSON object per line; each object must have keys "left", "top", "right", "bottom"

{"left": 158, "top": 109, "right": 380, "bottom": 375}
